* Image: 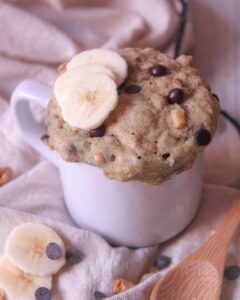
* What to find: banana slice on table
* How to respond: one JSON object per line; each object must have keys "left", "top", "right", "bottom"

{"left": 0, "top": 289, "right": 6, "bottom": 300}
{"left": 66, "top": 49, "right": 128, "bottom": 85}
{"left": 0, "top": 256, "right": 52, "bottom": 300}
{"left": 54, "top": 71, "right": 118, "bottom": 130}
{"left": 5, "top": 223, "right": 66, "bottom": 277}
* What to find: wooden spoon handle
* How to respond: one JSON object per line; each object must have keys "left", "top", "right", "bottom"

{"left": 188, "top": 195, "right": 240, "bottom": 270}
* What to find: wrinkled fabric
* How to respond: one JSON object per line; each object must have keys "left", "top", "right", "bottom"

{"left": 0, "top": 0, "right": 239, "bottom": 299}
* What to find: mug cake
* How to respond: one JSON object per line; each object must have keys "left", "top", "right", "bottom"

{"left": 46, "top": 48, "right": 220, "bottom": 185}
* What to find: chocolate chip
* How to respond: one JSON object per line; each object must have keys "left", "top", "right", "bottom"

{"left": 212, "top": 93, "right": 219, "bottom": 101}
{"left": 137, "top": 156, "right": 142, "bottom": 159}
{"left": 94, "top": 291, "right": 107, "bottom": 299}
{"left": 224, "top": 266, "right": 240, "bottom": 280}
{"left": 35, "top": 287, "right": 51, "bottom": 300}
{"left": 89, "top": 125, "right": 106, "bottom": 138}
{"left": 162, "top": 153, "right": 170, "bottom": 160}
{"left": 41, "top": 134, "right": 49, "bottom": 141}
{"left": 124, "top": 85, "right": 141, "bottom": 94}
{"left": 46, "top": 243, "right": 62, "bottom": 260}
{"left": 150, "top": 64, "right": 167, "bottom": 77}
{"left": 195, "top": 129, "right": 211, "bottom": 146}
{"left": 167, "top": 88, "right": 184, "bottom": 104}
{"left": 65, "top": 250, "right": 81, "bottom": 264}
{"left": 117, "top": 82, "right": 126, "bottom": 94}
{"left": 155, "top": 255, "right": 171, "bottom": 270}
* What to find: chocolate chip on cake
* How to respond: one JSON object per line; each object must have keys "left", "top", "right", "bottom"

{"left": 35, "top": 287, "right": 51, "bottom": 300}
{"left": 124, "top": 85, "right": 141, "bottom": 94}
{"left": 150, "top": 64, "right": 167, "bottom": 77}
{"left": 46, "top": 243, "right": 62, "bottom": 260}
{"left": 195, "top": 129, "right": 211, "bottom": 146}
{"left": 89, "top": 125, "right": 106, "bottom": 138}
{"left": 162, "top": 153, "right": 170, "bottom": 160}
{"left": 167, "top": 88, "right": 185, "bottom": 105}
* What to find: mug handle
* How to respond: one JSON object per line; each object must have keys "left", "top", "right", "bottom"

{"left": 11, "top": 80, "right": 58, "bottom": 167}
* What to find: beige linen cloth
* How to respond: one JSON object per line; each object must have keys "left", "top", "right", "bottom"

{"left": 0, "top": 0, "right": 240, "bottom": 299}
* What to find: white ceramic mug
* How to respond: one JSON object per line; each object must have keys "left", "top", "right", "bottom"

{"left": 11, "top": 80, "right": 203, "bottom": 248}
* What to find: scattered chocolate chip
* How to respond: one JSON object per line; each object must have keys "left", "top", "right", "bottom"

{"left": 155, "top": 255, "right": 171, "bottom": 270}
{"left": 154, "top": 151, "right": 157, "bottom": 155}
{"left": 89, "top": 125, "right": 106, "bottom": 138}
{"left": 69, "top": 144, "right": 77, "bottom": 154}
{"left": 94, "top": 291, "right": 107, "bottom": 299}
{"left": 154, "top": 141, "right": 158, "bottom": 144}
{"left": 212, "top": 93, "right": 219, "bottom": 101}
{"left": 167, "top": 88, "right": 184, "bottom": 104}
{"left": 137, "top": 156, "right": 142, "bottom": 159}
{"left": 150, "top": 64, "right": 167, "bottom": 77}
{"left": 35, "top": 287, "right": 51, "bottom": 300}
{"left": 65, "top": 250, "right": 81, "bottom": 264}
{"left": 224, "top": 266, "right": 240, "bottom": 280}
{"left": 41, "top": 134, "right": 49, "bottom": 142}
{"left": 110, "top": 154, "right": 116, "bottom": 162}
{"left": 46, "top": 243, "right": 62, "bottom": 260}
{"left": 124, "top": 85, "right": 141, "bottom": 94}
{"left": 131, "top": 132, "right": 135, "bottom": 135}
{"left": 195, "top": 129, "right": 211, "bottom": 146}
{"left": 117, "top": 82, "right": 126, "bottom": 94}
{"left": 162, "top": 153, "right": 170, "bottom": 160}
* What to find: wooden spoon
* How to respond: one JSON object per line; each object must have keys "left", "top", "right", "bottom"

{"left": 150, "top": 195, "right": 240, "bottom": 300}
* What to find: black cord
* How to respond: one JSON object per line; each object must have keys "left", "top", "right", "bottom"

{"left": 174, "top": 0, "right": 240, "bottom": 136}
{"left": 174, "top": 0, "right": 188, "bottom": 59}
{"left": 220, "top": 110, "right": 240, "bottom": 134}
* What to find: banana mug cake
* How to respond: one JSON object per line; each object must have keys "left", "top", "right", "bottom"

{"left": 47, "top": 48, "right": 220, "bottom": 185}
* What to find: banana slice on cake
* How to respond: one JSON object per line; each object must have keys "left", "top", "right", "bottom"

{"left": 54, "top": 71, "right": 118, "bottom": 130}
{"left": 66, "top": 49, "right": 128, "bottom": 85}
{"left": 0, "top": 256, "right": 52, "bottom": 300}
{"left": 5, "top": 223, "right": 66, "bottom": 277}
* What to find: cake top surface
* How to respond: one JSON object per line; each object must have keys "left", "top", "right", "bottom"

{"left": 47, "top": 48, "right": 220, "bottom": 185}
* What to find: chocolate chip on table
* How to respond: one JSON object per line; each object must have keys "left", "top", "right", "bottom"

{"left": 155, "top": 255, "right": 172, "bottom": 270}
{"left": 46, "top": 243, "right": 62, "bottom": 260}
{"left": 35, "top": 287, "right": 51, "bottom": 300}
{"left": 65, "top": 250, "right": 81, "bottom": 264}
{"left": 94, "top": 291, "right": 107, "bottom": 299}
{"left": 149, "top": 64, "right": 167, "bottom": 77}
{"left": 41, "top": 134, "right": 49, "bottom": 142}
{"left": 167, "top": 88, "right": 185, "bottom": 105}
{"left": 124, "top": 85, "right": 142, "bottom": 94}
{"left": 224, "top": 266, "right": 240, "bottom": 280}
{"left": 162, "top": 153, "right": 170, "bottom": 160}
{"left": 212, "top": 93, "right": 219, "bottom": 101}
{"left": 194, "top": 129, "right": 211, "bottom": 146}
{"left": 89, "top": 124, "right": 106, "bottom": 138}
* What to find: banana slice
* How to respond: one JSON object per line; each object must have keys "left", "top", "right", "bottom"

{"left": 66, "top": 49, "right": 128, "bottom": 85}
{"left": 0, "top": 256, "right": 52, "bottom": 300}
{"left": 5, "top": 223, "right": 66, "bottom": 277}
{"left": 54, "top": 71, "right": 118, "bottom": 130}
{"left": 0, "top": 289, "right": 6, "bottom": 300}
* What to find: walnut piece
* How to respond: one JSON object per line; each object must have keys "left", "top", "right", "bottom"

{"left": 93, "top": 153, "right": 106, "bottom": 165}
{"left": 113, "top": 278, "right": 134, "bottom": 295}
{"left": 139, "top": 267, "right": 159, "bottom": 283}
{"left": 0, "top": 167, "right": 12, "bottom": 186}
{"left": 170, "top": 109, "right": 186, "bottom": 129}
